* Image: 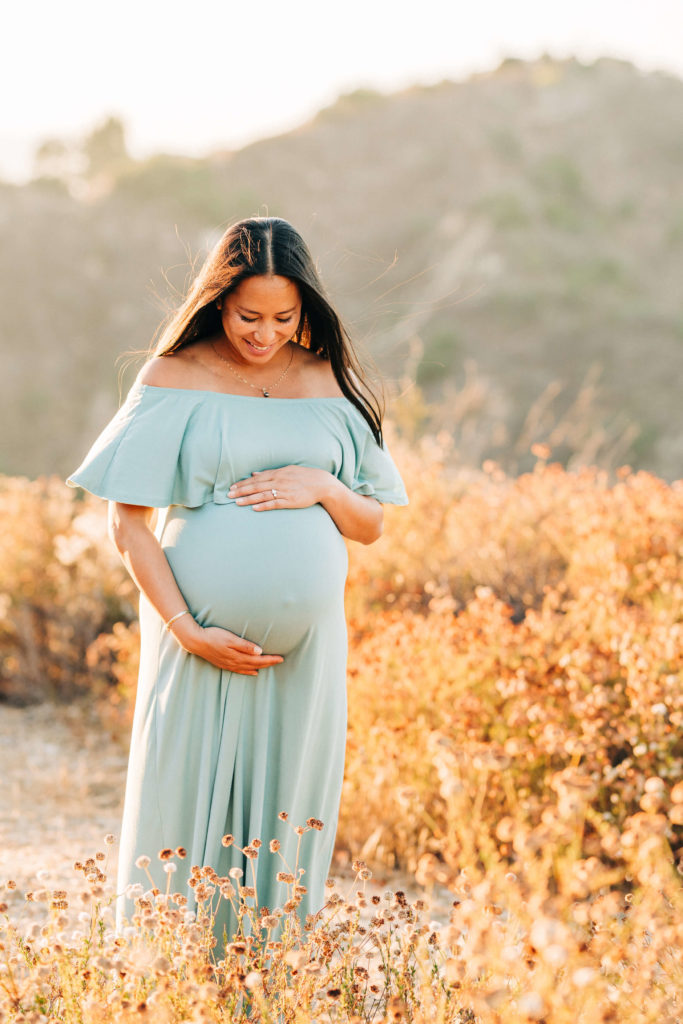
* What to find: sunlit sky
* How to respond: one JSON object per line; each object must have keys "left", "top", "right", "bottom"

{"left": 3, "top": 0, "right": 682, "bottom": 182}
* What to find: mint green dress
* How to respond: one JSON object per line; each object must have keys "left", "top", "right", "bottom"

{"left": 66, "top": 379, "right": 408, "bottom": 947}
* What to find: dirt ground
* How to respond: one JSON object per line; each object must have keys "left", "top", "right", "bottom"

{"left": 0, "top": 702, "right": 453, "bottom": 932}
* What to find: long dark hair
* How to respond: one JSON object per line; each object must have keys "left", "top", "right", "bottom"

{"left": 152, "top": 216, "right": 384, "bottom": 444}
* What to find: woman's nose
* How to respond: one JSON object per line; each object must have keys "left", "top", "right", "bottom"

{"left": 254, "top": 323, "right": 278, "bottom": 343}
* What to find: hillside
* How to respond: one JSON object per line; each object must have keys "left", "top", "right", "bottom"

{"left": 2, "top": 54, "right": 683, "bottom": 479}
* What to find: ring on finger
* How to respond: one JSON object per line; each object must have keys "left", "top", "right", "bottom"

{"left": 271, "top": 488, "right": 278, "bottom": 499}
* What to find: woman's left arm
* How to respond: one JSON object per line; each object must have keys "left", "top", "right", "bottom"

{"left": 228, "top": 466, "right": 383, "bottom": 544}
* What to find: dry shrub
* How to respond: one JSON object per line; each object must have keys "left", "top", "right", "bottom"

{"left": 340, "top": 582, "right": 682, "bottom": 872}
{"left": 1, "top": 816, "right": 681, "bottom": 1023}
{"left": 0, "top": 476, "right": 136, "bottom": 704}
{"left": 1, "top": 435, "right": 683, "bottom": 1018}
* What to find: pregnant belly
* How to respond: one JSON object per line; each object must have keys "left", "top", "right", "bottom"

{"left": 159, "top": 502, "right": 349, "bottom": 654}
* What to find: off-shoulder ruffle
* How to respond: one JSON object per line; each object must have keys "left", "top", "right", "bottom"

{"left": 66, "top": 381, "right": 409, "bottom": 509}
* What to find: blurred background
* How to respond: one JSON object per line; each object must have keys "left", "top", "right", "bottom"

{"left": 2, "top": 0, "right": 683, "bottom": 481}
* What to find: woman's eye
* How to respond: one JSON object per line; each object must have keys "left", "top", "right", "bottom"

{"left": 238, "top": 314, "right": 294, "bottom": 323}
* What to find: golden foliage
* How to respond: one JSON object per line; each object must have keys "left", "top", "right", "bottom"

{"left": 1, "top": 818, "right": 681, "bottom": 1023}
{"left": 1, "top": 436, "right": 683, "bottom": 1018}
{"left": 0, "top": 476, "right": 136, "bottom": 704}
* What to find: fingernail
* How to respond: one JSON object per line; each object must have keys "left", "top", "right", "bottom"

{"left": 254, "top": 646, "right": 262, "bottom": 655}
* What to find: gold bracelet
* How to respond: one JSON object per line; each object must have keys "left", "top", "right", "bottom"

{"left": 165, "top": 609, "right": 191, "bottom": 632}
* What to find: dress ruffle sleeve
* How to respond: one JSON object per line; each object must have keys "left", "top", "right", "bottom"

{"left": 65, "top": 382, "right": 212, "bottom": 508}
{"left": 343, "top": 409, "right": 409, "bottom": 506}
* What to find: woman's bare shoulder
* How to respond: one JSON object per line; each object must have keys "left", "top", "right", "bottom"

{"left": 297, "top": 347, "right": 345, "bottom": 397}
{"left": 136, "top": 349, "right": 203, "bottom": 389}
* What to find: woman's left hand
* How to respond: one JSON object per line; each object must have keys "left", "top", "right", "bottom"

{"left": 228, "top": 466, "right": 335, "bottom": 510}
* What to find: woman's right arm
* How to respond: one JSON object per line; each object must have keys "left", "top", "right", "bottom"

{"left": 107, "top": 501, "right": 283, "bottom": 676}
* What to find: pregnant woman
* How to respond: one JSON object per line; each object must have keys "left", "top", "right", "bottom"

{"left": 66, "top": 216, "right": 408, "bottom": 948}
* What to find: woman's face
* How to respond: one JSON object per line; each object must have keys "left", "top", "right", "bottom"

{"left": 217, "top": 274, "right": 302, "bottom": 366}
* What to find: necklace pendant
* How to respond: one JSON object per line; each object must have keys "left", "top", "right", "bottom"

{"left": 262, "top": 389, "right": 269, "bottom": 397}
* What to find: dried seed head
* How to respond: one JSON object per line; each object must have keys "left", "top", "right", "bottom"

{"left": 251, "top": 838, "right": 262, "bottom": 848}
{"left": 278, "top": 811, "right": 289, "bottom": 821}
{"left": 228, "top": 867, "right": 244, "bottom": 880}
{"left": 175, "top": 847, "right": 187, "bottom": 859}
{"left": 269, "top": 839, "right": 281, "bottom": 852}
{"left": 243, "top": 846, "right": 259, "bottom": 859}
{"left": 306, "top": 817, "right": 324, "bottom": 830}
{"left": 104, "top": 834, "right": 116, "bottom": 845}
{"left": 135, "top": 856, "right": 151, "bottom": 869}
{"left": 277, "top": 872, "right": 295, "bottom": 884}
{"left": 158, "top": 848, "right": 174, "bottom": 861}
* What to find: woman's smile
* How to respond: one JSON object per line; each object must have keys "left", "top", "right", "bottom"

{"left": 244, "top": 338, "right": 277, "bottom": 355}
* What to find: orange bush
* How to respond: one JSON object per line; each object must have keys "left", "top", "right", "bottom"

{"left": 1, "top": 437, "right": 682, "bottom": 879}
{"left": 0, "top": 476, "right": 136, "bottom": 703}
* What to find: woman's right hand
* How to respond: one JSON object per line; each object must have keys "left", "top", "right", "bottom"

{"left": 172, "top": 619, "right": 284, "bottom": 676}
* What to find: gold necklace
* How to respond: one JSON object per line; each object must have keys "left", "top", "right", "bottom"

{"left": 211, "top": 341, "right": 294, "bottom": 397}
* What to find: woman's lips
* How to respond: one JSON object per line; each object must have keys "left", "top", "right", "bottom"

{"left": 245, "top": 339, "right": 275, "bottom": 355}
